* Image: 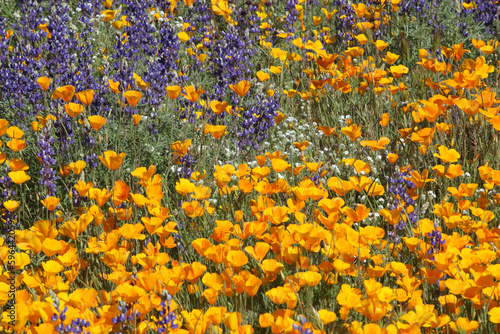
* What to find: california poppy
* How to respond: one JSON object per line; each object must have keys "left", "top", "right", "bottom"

{"left": 98, "top": 151, "right": 126, "bottom": 170}
{"left": 36, "top": 77, "right": 51, "bottom": 90}
{"left": 75, "top": 89, "right": 95, "bottom": 106}
{"left": 52, "top": 85, "right": 75, "bottom": 103}
{"left": 64, "top": 103, "right": 84, "bottom": 118}
{"left": 182, "top": 85, "right": 205, "bottom": 103}
{"left": 229, "top": 80, "right": 252, "bottom": 97}
{"left": 123, "top": 90, "right": 142, "bottom": 106}
{"left": 166, "top": 85, "right": 182, "bottom": 100}
{"left": 8, "top": 170, "right": 30, "bottom": 184}
{"left": 204, "top": 124, "right": 226, "bottom": 139}
{"left": 360, "top": 137, "right": 390, "bottom": 151}
{"left": 341, "top": 123, "right": 362, "bottom": 141}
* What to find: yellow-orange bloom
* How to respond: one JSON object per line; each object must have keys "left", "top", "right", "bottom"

{"left": 123, "top": 90, "right": 142, "bottom": 106}
{"left": 182, "top": 85, "right": 206, "bottom": 103}
{"left": 229, "top": 80, "right": 252, "bottom": 97}
{"left": 64, "top": 103, "right": 84, "bottom": 118}
{"left": 52, "top": 85, "right": 75, "bottom": 103}
{"left": 98, "top": 151, "right": 126, "bottom": 170}
{"left": 88, "top": 115, "right": 107, "bottom": 131}
{"left": 9, "top": 170, "right": 30, "bottom": 184}
{"left": 75, "top": 89, "right": 95, "bottom": 106}
{"left": 36, "top": 77, "right": 51, "bottom": 90}
{"left": 41, "top": 197, "right": 60, "bottom": 211}
{"left": 204, "top": 124, "right": 226, "bottom": 139}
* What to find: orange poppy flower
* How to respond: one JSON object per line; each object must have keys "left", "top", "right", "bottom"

{"left": 360, "top": 137, "right": 390, "bottom": 151}
{"left": 74, "top": 180, "right": 92, "bottom": 197}
{"left": 316, "top": 125, "right": 340, "bottom": 138}
{"left": 123, "top": 90, "right": 142, "bottom": 106}
{"left": 88, "top": 115, "right": 107, "bottom": 130}
{"left": 52, "top": 85, "right": 76, "bottom": 102}
{"left": 379, "top": 113, "right": 389, "bottom": 127}
{"left": 41, "top": 197, "right": 60, "bottom": 211}
{"left": 132, "top": 114, "right": 141, "bottom": 125}
{"left": 293, "top": 141, "right": 310, "bottom": 152}
{"left": 343, "top": 204, "right": 370, "bottom": 223}
{"left": 166, "top": 85, "right": 181, "bottom": 100}
{"left": 337, "top": 284, "right": 362, "bottom": 309}
{"left": 182, "top": 200, "right": 204, "bottom": 217}
{"left": 245, "top": 242, "right": 270, "bottom": 262}
{"left": 6, "top": 126, "right": 24, "bottom": 139}
{"left": 229, "top": 80, "right": 252, "bottom": 97}
{"left": 98, "top": 151, "right": 126, "bottom": 170}
{"left": 107, "top": 79, "right": 120, "bottom": 94}
{"left": 42, "top": 260, "right": 64, "bottom": 276}
{"left": 271, "top": 158, "right": 290, "bottom": 173}
{"left": 274, "top": 112, "right": 285, "bottom": 125}
{"left": 8, "top": 170, "right": 30, "bottom": 184}
{"left": 7, "top": 139, "right": 27, "bottom": 152}
{"left": 75, "top": 89, "right": 95, "bottom": 106}
{"left": 383, "top": 51, "right": 400, "bottom": 65}
{"left": 64, "top": 103, "right": 84, "bottom": 118}
{"left": 0, "top": 119, "right": 9, "bottom": 136}
{"left": 178, "top": 31, "right": 190, "bottom": 42}
{"left": 3, "top": 200, "right": 20, "bottom": 212}
{"left": 355, "top": 34, "right": 368, "bottom": 45}
{"left": 210, "top": 100, "right": 229, "bottom": 115}
{"left": 36, "top": 77, "right": 51, "bottom": 90}
{"left": 226, "top": 250, "right": 248, "bottom": 268}
{"left": 256, "top": 71, "right": 270, "bottom": 82}
{"left": 131, "top": 165, "right": 157, "bottom": 182}
{"left": 120, "top": 223, "right": 146, "bottom": 240}
{"left": 449, "top": 318, "right": 479, "bottom": 333}
{"left": 204, "top": 124, "right": 226, "bottom": 139}
{"left": 434, "top": 145, "right": 460, "bottom": 163}
{"left": 390, "top": 65, "right": 409, "bottom": 79}
{"left": 182, "top": 85, "right": 206, "bottom": 103}
{"left": 101, "top": 9, "right": 118, "bottom": 22}
{"left": 223, "top": 312, "right": 241, "bottom": 331}
{"left": 176, "top": 178, "right": 196, "bottom": 196}
{"left": 341, "top": 123, "right": 362, "bottom": 141}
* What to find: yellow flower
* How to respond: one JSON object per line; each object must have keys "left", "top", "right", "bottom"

{"left": 98, "top": 151, "right": 126, "bottom": 170}
{"left": 3, "top": 200, "right": 20, "bottom": 212}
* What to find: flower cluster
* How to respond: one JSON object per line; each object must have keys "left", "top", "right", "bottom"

{"left": 3, "top": 0, "right": 500, "bottom": 333}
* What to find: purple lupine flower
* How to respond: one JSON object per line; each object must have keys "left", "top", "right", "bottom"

{"left": 292, "top": 315, "right": 313, "bottom": 334}
{"left": 387, "top": 170, "right": 417, "bottom": 244}
{"left": 51, "top": 300, "right": 91, "bottom": 334}
{"left": 177, "top": 154, "right": 195, "bottom": 179}
{"left": 237, "top": 93, "right": 280, "bottom": 150}
{"left": 157, "top": 291, "right": 179, "bottom": 333}
{"left": 111, "top": 300, "right": 141, "bottom": 333}
{"left": 461, "top": 0, "right": 499, "bottom": 35}
{"left": 427, "top": 224, "right": 445, "bottom": 260}
{"left": 36, "top": 125, "right": 58, "bottom": 196}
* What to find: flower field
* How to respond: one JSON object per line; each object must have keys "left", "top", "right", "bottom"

{"left": 2, "top": 0, "right": 500, "bottom": 333}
